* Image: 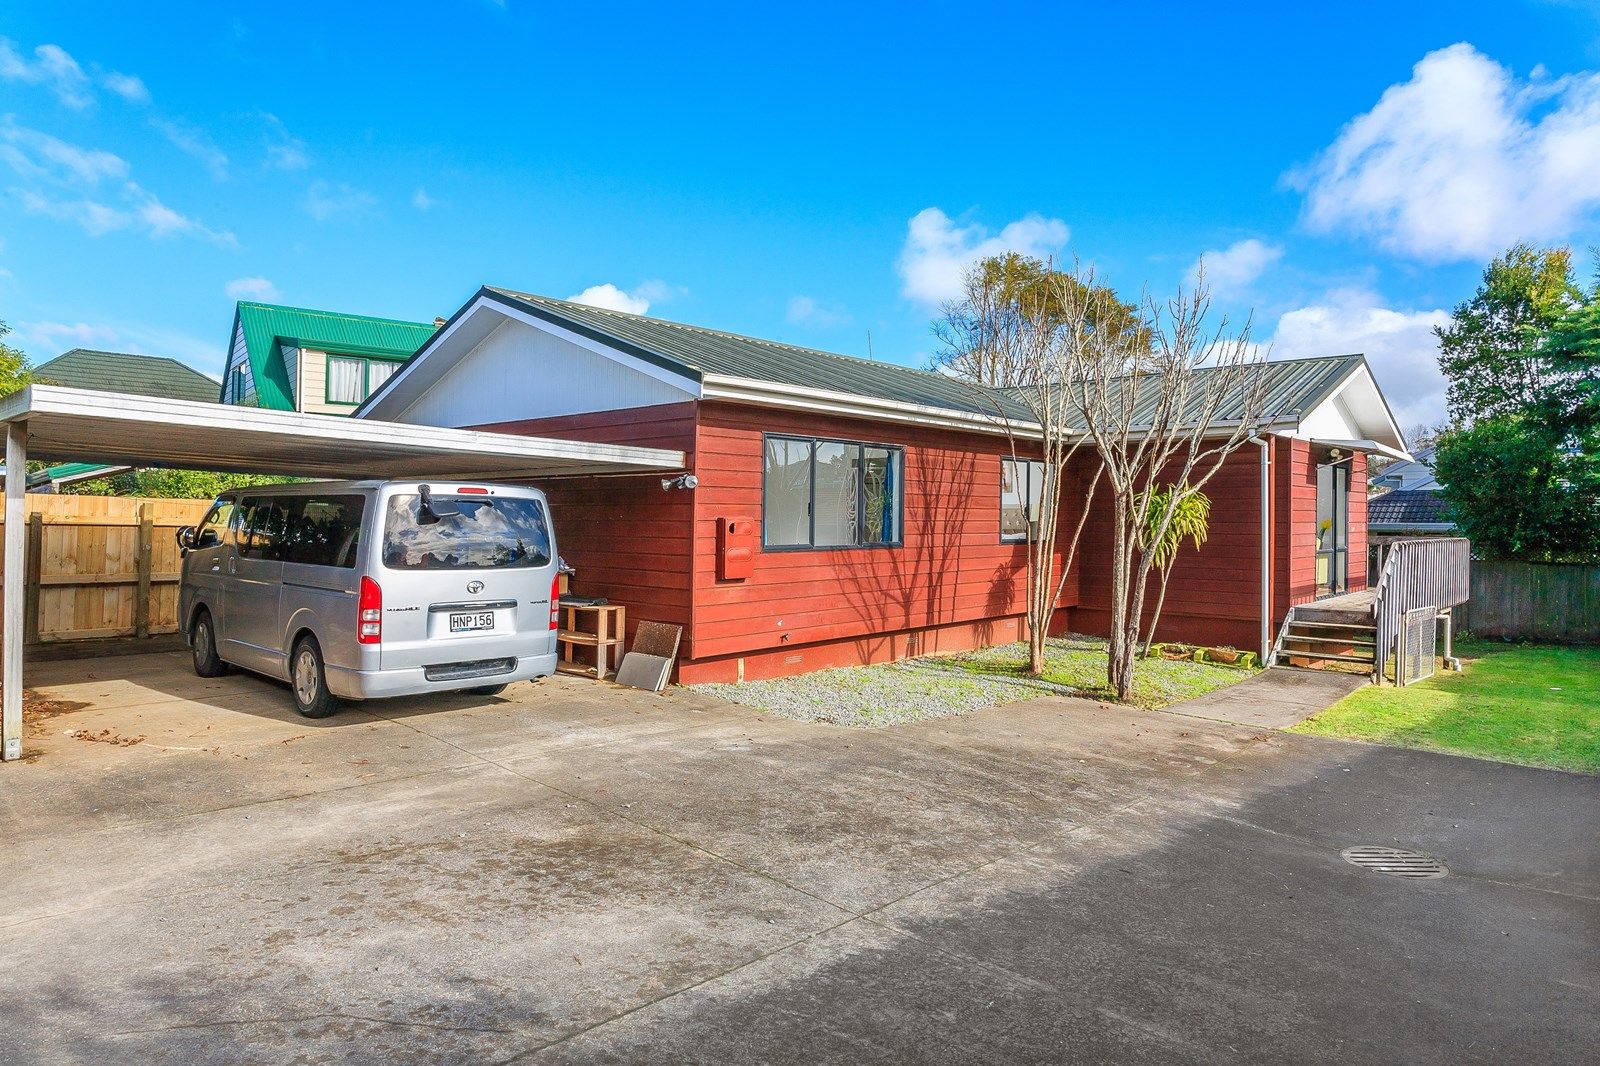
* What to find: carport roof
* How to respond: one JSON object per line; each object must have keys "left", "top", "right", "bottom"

{"left": 0, "top": 384, "right": 686, "bottom": 479}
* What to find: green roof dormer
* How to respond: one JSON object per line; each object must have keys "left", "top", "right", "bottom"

{"left": 223, "top": 301, "right": 438, "bottom": 410}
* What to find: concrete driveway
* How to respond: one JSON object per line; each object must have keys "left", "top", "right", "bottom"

{"left": 0, "top": 653, "right": 1594, "bottom": 1064}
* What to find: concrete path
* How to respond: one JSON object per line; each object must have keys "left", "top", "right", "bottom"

{"left": 0, "top": 652, "right": 1593, "bottom": 1064}
{"left": 1163, "top": 665, "right": 1368, "bottom": 728}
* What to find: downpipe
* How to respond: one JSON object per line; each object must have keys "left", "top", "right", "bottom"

{"left": 1250, "top": 435, "right": 1271, "bottom": 663}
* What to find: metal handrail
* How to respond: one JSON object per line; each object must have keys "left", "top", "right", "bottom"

{"left": 1372, "top": 537, "right": 1471, "bottom": 682}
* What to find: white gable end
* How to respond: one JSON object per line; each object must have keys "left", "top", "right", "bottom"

{"left": 391, "top": 315, "right": 697, "bottom": 428}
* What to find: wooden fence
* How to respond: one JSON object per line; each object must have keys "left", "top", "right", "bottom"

{"left": 1, "top": 495, "right": 211, "bottom": 644}
{"left": 1455, "top": 560, "right": 1600, "bottom": 644}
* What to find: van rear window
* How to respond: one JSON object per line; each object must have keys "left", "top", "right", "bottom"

{"left": 381, "top": 494, "right": 551, "bottom": 571}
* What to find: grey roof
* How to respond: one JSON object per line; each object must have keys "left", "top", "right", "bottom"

{"left": 485, "top": 288, "right": 1022, "bottom": 418}
{"left": 480, "top": 288, "right": 1370, "bottom": 429}
{"left": 1003, "top": 352, "right": 1367, "bottom": 430}
{"left": 1369, "top": 488, "right": 1452, "bottom": 528}
{"left": 34, "top": 348, "right": 220, "bottom": 404}
{"left": 1370, "top": 446, "right": 1440, "bottom": 491}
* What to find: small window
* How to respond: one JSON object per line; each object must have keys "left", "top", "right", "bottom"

{"left": 326, "top": 356, "right": 367, "bottom": 404}
{"left": 326, "top": 355, "right": 404, "bottom": 405}
{"left": 761, "top": 435, "right": 904, "bottom": 549}
{"left": 280, "top": 494, "right": 367, "bottom": 568}
{"left": 1001, "top": 458, "right": 1047, "bottom": 542}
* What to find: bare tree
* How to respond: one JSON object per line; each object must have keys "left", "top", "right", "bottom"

{"left": 1061, "top": 271, "right": 1270, "bottom": 701}
{"left": 936, "top": 258, "right": 1109, "bottom": 675}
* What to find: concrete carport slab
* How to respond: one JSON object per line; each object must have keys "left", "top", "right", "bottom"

{"left": 2, "top": 652, "right": 1595, "bottom": 1063}
{"left": 0, "top": 384, "right": 686, "bottom": 761}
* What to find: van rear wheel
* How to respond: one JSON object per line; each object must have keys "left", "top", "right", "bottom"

{"left": 290, "top": 636, "right": 341, "bottom": 719}
{"left": 191, "top": 610, "right": 228, "bottom": 678}
{"left": 466, "top": 684, "right": 509, "bottom": 697}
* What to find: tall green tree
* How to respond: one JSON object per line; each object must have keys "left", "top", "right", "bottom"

{"left": 1435, "top": 243, "right": 1581, "bottom": 424}
{"left": 0, "top": 319, "right": 34, "bottom": 398}
{"left": 1434, "top": 415, "right": 1599, "bottom": 563}
{"left": 934, "top": 253, "right": 1146, "bottom": 387}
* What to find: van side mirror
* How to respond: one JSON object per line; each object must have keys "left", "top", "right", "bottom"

{"left": 176, "top": 526, "right": 196, "bottom": 554}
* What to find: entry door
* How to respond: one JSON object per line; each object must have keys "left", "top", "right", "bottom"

{"left": 1315, "top": 461, "right": 1350, "bottom": 596}
{"left": 223, "top": 498, "right": 286, "bottom": 674}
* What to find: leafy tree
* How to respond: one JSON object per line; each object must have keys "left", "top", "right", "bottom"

{"left": 1434, "top": 415, "right": 1599, "bottom": 563}
{"left": 0, "top": 319, "right": 34, "bottom": 398}
{"left": 1435, "top": 243, "right": 1581, "bottom": 424}
{"left": 935, "top": 253, "right": 1146, "bottom": 387}
{"left": 65, "top": 469, "right": 289, "bottom": 499}
{"left": 1539, "top": 292, "right": 1600, "bottom": 438}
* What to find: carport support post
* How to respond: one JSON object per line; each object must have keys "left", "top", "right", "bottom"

{"left": 2, "top": 421, "right": 24, "bottom": 761}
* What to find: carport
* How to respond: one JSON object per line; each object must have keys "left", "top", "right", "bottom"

{"left": 0, "top": 384, "right": 687, "bottom": 760}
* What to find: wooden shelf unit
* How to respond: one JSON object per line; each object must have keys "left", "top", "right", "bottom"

{"left": 556, "top": 603, "right": 626, "bottom": 679}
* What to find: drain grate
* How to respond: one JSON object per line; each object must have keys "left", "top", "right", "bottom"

{"left": 1341, "top": 845, "right": 1448, "bottom": 879}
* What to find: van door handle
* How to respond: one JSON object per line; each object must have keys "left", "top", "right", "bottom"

{"left": 228, "top": 558, "right": 237, "bottom": 575}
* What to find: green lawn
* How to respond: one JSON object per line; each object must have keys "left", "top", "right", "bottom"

{"left": 1291, "top": 641, "right": 1600, "bottom": 774}
{"left": 696, "top": 636, "right": 1250, "bottom": 727}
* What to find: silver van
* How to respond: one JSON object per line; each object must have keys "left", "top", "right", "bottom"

{"left": 178, "top": 480, "right": 559, "bottom": 718}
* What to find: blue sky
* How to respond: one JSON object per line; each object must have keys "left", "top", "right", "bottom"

{"left": 4, "top": 1, "right": 1600, "bottom": 430}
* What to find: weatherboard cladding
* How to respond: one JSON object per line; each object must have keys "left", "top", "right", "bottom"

{"left": 480, "top": 289, "right": 1364, "bottom": 430}
{"left": 34, "top": 349, "right": 220, "bottom": 404}
{"left": 233, "top": 302, "right": 437, "bottom": 410}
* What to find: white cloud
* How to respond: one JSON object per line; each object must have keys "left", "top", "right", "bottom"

{"left": 225, "top": 276, "right": 279, "bottom": 301}
{"left": 0, "top": 39, "right": 93, "bottom": 109}
{"left": 1, "top": 120, "right": 232, "bottom": 244}
{"left": 412, "top": 187, "right": 436, "bottom": 210}
{"left": 99, "top": 70, "right": 149, "bottom": 105}
{"left": 567, "top": 283, "right": 654, "bottom": 315}
{"left": 1188, "top": 238, "right": 1284, "bottom": 297}
{"left": 0, "top": 121, "right": 128, "bottom": 184}
{"left": 153, "top": 119, "right": 227, "bottom": 179}
{"left": 1268, "top": 288, "right": 1451, "bottom": 427}
{"left": 1293, "top": 43, "right": 1600, "bottom": 261}
{"left": 21, "top": 320, "right": 118, "bottom": 349}
{"left": 303, "top": 180, "right": 376, "bottom": 221}
{"left": 261, "top": 113, "right": 310, "bottom": 170}
{"left": 786, "top": 295, "right": 852, "bottom": 328}
{"left": 18, "top": 319, "right": 221, "bottom": 369}
{"left": 896, "top": 207, "right": 1070, "bottom": 306}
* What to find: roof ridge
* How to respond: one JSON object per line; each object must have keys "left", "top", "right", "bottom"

{"left": 236, "top": 301, "right": 435, "bottom": 331}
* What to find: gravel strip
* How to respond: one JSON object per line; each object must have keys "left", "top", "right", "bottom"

{"left": 695, "top": 636, "right": 1249, "bottom": 728}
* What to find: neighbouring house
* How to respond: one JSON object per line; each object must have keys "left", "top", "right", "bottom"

{"left": 35, "top": 347, "right": 222, "bottom": 403}
{"left": 221, "top": 302, "right": 439, "bottom": 414}
{"left": 15, "top": 348, "right": 223, "bottom": 490}
{"left": 1366, "top": 446, "right": 1457, "bottom": 581}
{"left": 355, "top": 288, "right": 1409, "bottom": 682}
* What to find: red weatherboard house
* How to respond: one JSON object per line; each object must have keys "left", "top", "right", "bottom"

{"left": 356, "top": 289, "right": 1407, "bottom": 683}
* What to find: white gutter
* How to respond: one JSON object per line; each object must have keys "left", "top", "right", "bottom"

{"left": 1251, "top": 435, "right": 1272, "bottom": 662}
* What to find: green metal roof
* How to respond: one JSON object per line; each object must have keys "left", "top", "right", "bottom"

{"left": 480, "top": 288, "right": 1369, "bottom": 429}
{"left": 232, "top": 302, "right": 438, "bottom": 410}
{"left": 33, "top": 349, "right": 220, "bottom": 404}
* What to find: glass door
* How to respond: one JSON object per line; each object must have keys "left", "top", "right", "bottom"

{"left": 1315, "top": 460, "right": 1350, "bottom": 596}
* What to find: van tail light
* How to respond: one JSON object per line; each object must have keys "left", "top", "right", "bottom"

{"left": 358, "top": 577, "right": 382, "bottom": 644}
{"left": 549, "top": 574, "right": 561, "bottom": 630}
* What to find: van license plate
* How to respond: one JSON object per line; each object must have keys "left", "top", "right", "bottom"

{"left": 449, "top": 611, "right": 496, "bottom": 633}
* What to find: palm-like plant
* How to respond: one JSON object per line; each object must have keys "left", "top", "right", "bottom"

{"left": 1139, "top": 485, "right": 1211, "bottom": 657}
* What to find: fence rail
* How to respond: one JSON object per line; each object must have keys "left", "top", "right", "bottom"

{"left": 1456, "top": 560, "right": 1600, "bottom": 644}
{"left": 1372, "top": 537, "right": 1472, "bottom": 683}
{"left": 1, "top": 494, "right": 211, "bottom": 644}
